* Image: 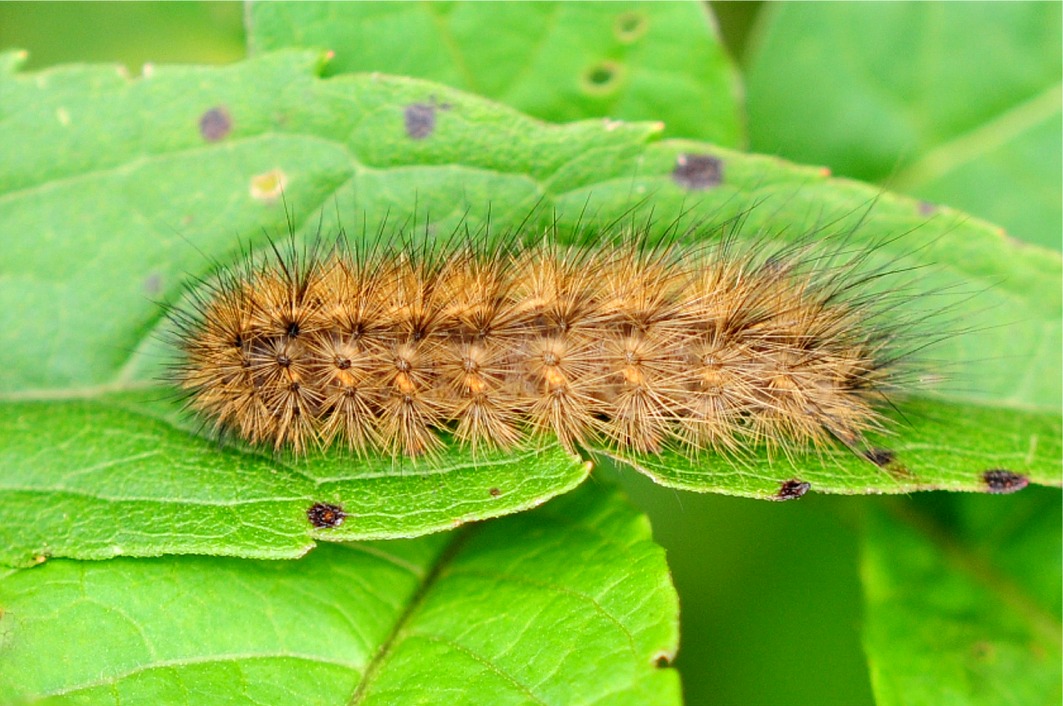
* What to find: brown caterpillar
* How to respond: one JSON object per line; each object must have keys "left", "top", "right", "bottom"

{"left": 168, "top": 220, "right": 904, "bottom": 460}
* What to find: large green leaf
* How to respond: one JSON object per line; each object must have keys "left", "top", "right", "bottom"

{"left": 861, "top": 488, "right": 1061, "bottom": 706}
{"left": 247, "top": 0, "right": 744, "bottom": 145}
{"left": 0, "top": 481, "right": 681, "bottom": 705}
{"left": 746, "top": 2, "right": 1063, "bottom": 250}
{"left": 0, "top": 391, "right": 585, "bottom": 566}
{"left": 0, "top": 50, "right": 1058, "bottom": 564}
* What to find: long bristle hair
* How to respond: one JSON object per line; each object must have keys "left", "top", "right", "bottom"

{"left": 166, "top": 212, "right": 921, "bottom": 463}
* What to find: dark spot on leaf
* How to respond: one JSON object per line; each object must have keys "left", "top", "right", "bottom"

{"left": 199, "top": 106, "right": 232, "bottom": 142}
{"left": 489, "top": 487, "right": 501, "bottom": 497}
{"left": 982, "top": 469, "right": 1028, "bottom": 494}
{"left": 582, "top": 60, "right": 624, "bottom": 95}
{"left": 654, "top": 653, "right": 672, "bottom": 668}
{"left": 307, "top": 502, "right": 347, "bottom": 528}
{"left": 918, "top": 200, "right": 937, "bottom": 216}
{"left": 614, "top": 11, "right": 648, "bottom": 43}
{"left": 970, "top": 641, "right": 995, "bottom": 661}
{"left": 864, "top": 448, "right": 895, "bottom": 467}
{"left": 142, "top": 273, "right": 162, "bottom": 296}
{"left": 776, "top": 479, "right": 810, "bottom": 501}
{"left": 405, "top": 103, "right": 437, "bottom": 140}
{"left": 673, "top": 154, "right": 722, "bottom": 190}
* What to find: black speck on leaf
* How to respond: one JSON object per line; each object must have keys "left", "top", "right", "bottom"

{"left": 776, "top": 479, "right": 811, "bottom": 501}
{"left": 307, "top": 502, "right": 347, "bottom": 528}
{"left": 982, "top": 469, "right": 1028, "bottom": 494}
{"left": 864, "top": 448, "right": 895, "bottom": 467}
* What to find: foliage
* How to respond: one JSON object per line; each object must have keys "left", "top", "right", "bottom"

{"left": 0, "top": 2, "right": 1058, "bottom": 704}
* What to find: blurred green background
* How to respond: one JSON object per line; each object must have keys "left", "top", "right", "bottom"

{"left": 1, "top": 3, "right": 1056, "bottom": 706}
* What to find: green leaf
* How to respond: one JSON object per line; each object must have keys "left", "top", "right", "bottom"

{"left": 247, "top": 0, "right": 744, "bottom": 145}
{"left": 0, "top": 391, "right": 586, "bottom": 566}
{"left": 861, "top": 488, "right": 1062, "bottom": 706}
{"left": 0, "top": 49, "right": 1058, "bottom": 563}
{"left": 0, "top": 482, "right": 682, "bottom": 705}
{"left": 595, "top": 397, "right": 1061, "bottom": 499}
{"left": 746, "top": 2, "right": 1063, "bottom": 250}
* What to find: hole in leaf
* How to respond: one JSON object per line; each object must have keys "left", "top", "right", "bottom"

{"left": 614, "top": 11, "right": 648, "bottom": 43}
{"left": 582, "top": 61, "right": 624, "bottom": 95}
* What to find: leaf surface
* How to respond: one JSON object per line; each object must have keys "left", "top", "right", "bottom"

{"left": 0, "top": 392, "right": 585, "bottom": 566}
{"left": 247, "top": 0, "right": 744, "bottom": 145}
{"left": 0, "top": 50, "right": 1058, "bottom": 563}
{"left": 746, "top": 2, "right": 1063, "bottom": 250}
{"left": 861, "top": 488, "right": 1062, "bottom": 706}
{"left": 0, "top": 482, "right": 681, "bottom": 705}
{"left": 597, "top": 397, "right": 1060, "bottom": 499}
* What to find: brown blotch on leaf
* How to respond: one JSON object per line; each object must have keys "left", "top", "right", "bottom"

{"left": 404, "top": 103, "right": 437, "bottom": 140}
{"left": 864, "top": 448, "right": 895, "bottom": 467}
{"left": 307, "top": 502, "right": 347, "bottom": 528}
{"left": 673, "top": 154, "right": 722, "bottom": 190}
{"left": 199, "top": 106, "right": 232, "bottom": 142}
{"left": 982, "top": 469, "right": 1028, "bottom": 494}
{"left": 776, "top": 479, "right": 811, "bottom": 501}
{"left": 489, "top": 487, "right": 501, "bottom": 497}
{"left": 654, "top": 654, "right": 671, "bottom": 668}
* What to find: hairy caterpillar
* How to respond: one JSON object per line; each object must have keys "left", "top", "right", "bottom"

{"left": 168, "top": 215, "right": 907, "bottom": 462}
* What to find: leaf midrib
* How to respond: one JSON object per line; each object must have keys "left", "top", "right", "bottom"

{"left": 889, "top": 498, "right": 1063, "bottom": 645}
{"left": 347, "top": 523, "right": 474, "bottom": 705}
{"left": 892, "top": 82, "right": 1063, "bottom": 192}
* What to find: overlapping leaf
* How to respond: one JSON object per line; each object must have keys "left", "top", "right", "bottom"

{"left": 746, "top": 2, "right": 1063, "bottom": 250}
{"left": 862, "top": 489, "right": 1062, "bottom": 706}
{"left": 0, "top": 482, "right": 681, "bottom": 706}
{"left": 248, "top": 1, "right": 744, "bottom": 145}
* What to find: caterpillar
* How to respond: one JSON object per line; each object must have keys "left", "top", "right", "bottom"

{"left": 168, "top": 217, "right": 905, "bottom": 462}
